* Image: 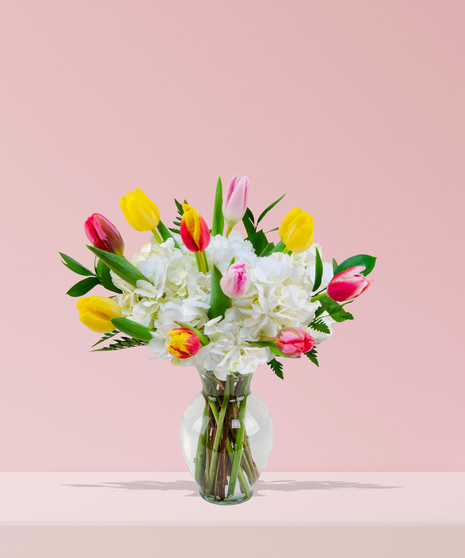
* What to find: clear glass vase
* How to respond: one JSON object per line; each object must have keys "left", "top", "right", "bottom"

{"left": 179, "top": 366, "right": 274, "bottom": 505}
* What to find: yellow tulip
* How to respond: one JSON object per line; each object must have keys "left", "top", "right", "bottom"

{"left": 279, "top": 207, "right": 314, "bottom": 253}
{"left": 120, "top": 188, "right": 160, "bottom": 231}
{"left": 77, "top": 296, "right": 122, "bottom": 333}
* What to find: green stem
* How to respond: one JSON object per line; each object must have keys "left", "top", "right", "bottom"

{"left": 151, "top": 229, "right": 162, "bottom": 243}
{"left": 206, "top": 378, "right": 231, "bottom": 496}
{"left": 311, "top": 292, "right": 328, "bottom": 303}
{"left": 225, "top": 225, "right": 233, "bottom": 238}
{"left": 227, "top": 376, "right": 251, "bottom": 499}
{"left": 194, "top": 252, "right": 202, "bottom": 272}
{"left": 283, "top": 247, "right": 290, "bottom": 254}
{"left": 194, "top": 402, "right": 209, "bottom": 489}
{"left": 205, "top": 394, "right": 251, "bottom": 498}
{"left": 198, "top": 251, "right": 208, "bottom": 274}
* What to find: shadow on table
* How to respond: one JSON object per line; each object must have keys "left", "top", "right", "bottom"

{"left": 63, "top": 478, "right": 401, "bottom": 498}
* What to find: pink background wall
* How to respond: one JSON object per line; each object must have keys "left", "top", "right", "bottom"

{"left": 1, "top": 0, "right": 464, "bottom": 472}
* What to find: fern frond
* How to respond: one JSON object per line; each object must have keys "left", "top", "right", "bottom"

{"left": 91, "top": 331, "right": 119, "bottom": 348}
{"left": 305, "top": 348, "right": 319, "bottom": 367}
{"left": 268, "top": 358, "right": 284, "bottom": 379}
{"left": 309, "top": 318, "right": 331, "bottom": 334}
{"left": 91, "top": 336, "right": 148, "bottom": 352}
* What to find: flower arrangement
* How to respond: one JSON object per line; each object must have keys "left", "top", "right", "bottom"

{"left": 60, "top": 175, "right": 376, "bottom": 504}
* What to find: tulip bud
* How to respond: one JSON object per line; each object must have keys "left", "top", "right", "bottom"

{"left": 223, "top": 175, "right": 249, "bottom": 231}
{"left": 275, "top": 327, "right": 315, "bottom": 358}
{"left": 220, "top": 261, "right": 250, "bottom": 298}
{"left": 120, "top": 188, "right": 160, "bottom": 231}
{"left": 180, "top": 204, "right": 211, "bottom": 252}
{"left": 279, "top": 207, "right": 314, "bottom": 253}
{"left": 327, "top": 265, "right": 373, "bottom": 303}
{"left": 84, "top": 213, "right": 125, "bottom": 256}
{"left": 77, "top": 296, "right": 122, "bottom": 333}
{"left": 167, "top": 328, "right": 201, "bottom": 359}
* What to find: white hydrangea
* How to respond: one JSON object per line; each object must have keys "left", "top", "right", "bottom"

{"left": 114, "top": 231, "right": 336, "bottom": 375}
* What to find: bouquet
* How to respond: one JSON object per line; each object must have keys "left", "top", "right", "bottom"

{"left": 60, "top": 175, "right": 376, "bottom": 504}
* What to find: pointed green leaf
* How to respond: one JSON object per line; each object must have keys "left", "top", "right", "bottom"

{"left": 242, "top": 212, "right": 256, "bottom": 238}
{"left": 208, "top": 264, "right": 231, "bottom": 320}
{"left": 270, "top": 240, "right": 286, "bottom": 253}
{"left": 60, "top": 252, "right": 94, "bottom": 277}
{"left": 111, "top": 317, "right": 155, "bottom": 342}
{"left": 157, "top": 220, "right": 180, "bottom": 249}
{"left": 312, "top": 248, "right": 323, "bottom": 292}
{"left": 86, "top": 245, "right": 149, "bottom": 287}
{"left": 332, "top": 258, "right": 338, "bottom": 273}
{"left": 244, "top": 207, "right": 255, "bottom": 224}
{"left": 257, "top": 193, "right": 285, "bottom": 225}
{"left": 247, "top": 229, "right": 273, "bottom": 257}
{"left": 96, "top": 260, "right": 122, "bottom": 294}
{"left": 265, "top": 227, "right": 279, "bottom": 234}
{"left": 334, "top": 254, "right": 377, "bottom": 276}
{"left": 66, "top": 276, "right": 101, "bottom": 297}
{"left": 211, "top": 176, "right": 224, "bottom": 236}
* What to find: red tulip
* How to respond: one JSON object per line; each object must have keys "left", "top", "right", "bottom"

{"left": 327, "top": 265, "right": 373, "bottom": 303}
{"left": 85, "top": 213, "right": 125, "bottom": 256}
{"left": 180, "top": 204, "right": 210, "bottom": 252}
{"left": 275, "top": 327, "right": 315, "bottom": 358}
{"left": 167, "top": 328, "right": 201, "bottom": 359}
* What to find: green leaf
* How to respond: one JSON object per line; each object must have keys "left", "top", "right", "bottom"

{"left": 331, "top": 307, "right": 354, "bottom": 323}
{"left": 270, "top": 240, "right": 286, "bottom": 253}
{"left": 247, "top": 229, "right": 273, "bottom": 257}
{"left": 174, "top": 321, "right": 210, "bottom": 346}
{"left": 265, "top": 227, "right": 279, "bottom": 234}
{"left": 87, "top": 245, "right": 149, "bottom": 287}
{"left": 242, "top": 211, "right": 256, "bottom": 238}
{"left": 91, "top": 336, "right": 148, "bottom": 352}
{"left": 257, "top": 193, "right": 285, "bottom": 225}
{"left": 91, "top": 331, "right": 119, "bottom": 348}
{"left": 260, "top": 243, "right": 275, "bottom": 257}
{"left": 66, "top": 276, "right": 101, "bottom": 297}
{"left": 309, "top": 318, "right": 331, "bottom": 334}
{"left": 316, "top": 296, "right": 354, "bottom": 323}
{"left": 157, "top": 220, "right": 180, "bottom": 249}
{"left": 332, "top": 258, "right": 338, "bottom": 273}
{"left": 96, "top": 260, "right": 122, "bottom": 294}
{"left": 111, "top": 317, "right": 155, "bottom": 342}
{"left": 169, "top": 228, "right": 180, "bottom": 234}
{"left": 175, "top": 199, "right": 184, "bottom": 216}
{"left": 305, "top": 348, "right": 319, "bottom": 367}
{"left": 313, "top": 248, "right": 323, "bottom": 292}
{"left": 268, "top": 358, "right": 284, "bottom": 379}
{"left": 59, "top": 252, "right": 94, "bottom": 277}
{"left": 208, "top": 265, "right": 231, "bottom": 320}
{"left": 211, "top": 176, "right": 224, "bottom": 236}
{"left": 244, "top": 207, "right": 255, "bottom": 224}
{"left": 334, "top": 254, "right": 377, "bottom": 276}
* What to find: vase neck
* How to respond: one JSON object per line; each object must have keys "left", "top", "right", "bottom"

{"left": 197, "top": 368, "right": 253, "bottom": 398}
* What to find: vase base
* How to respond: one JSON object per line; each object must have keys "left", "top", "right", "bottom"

{"left": 199, "top": 489, "right": 253, "bottom": 505}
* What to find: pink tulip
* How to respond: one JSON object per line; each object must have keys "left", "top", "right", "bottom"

{"left": 85, "top": 213, "right": 125, "bottom": 256}
{"left": 220, "top": 261, "right": 250, "bottom": 298}
{"left": 327, "top": 265, "right": 373, "bottom": 303}
{"left": 275, "top": 327, "right": 315, "bottom": 358}
{"left": 223, "top": 175, "right": 249, "bottom": 230}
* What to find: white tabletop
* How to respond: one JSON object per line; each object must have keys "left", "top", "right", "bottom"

{"left": 1, "top": 472, "right": 464, "bottom": 526}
